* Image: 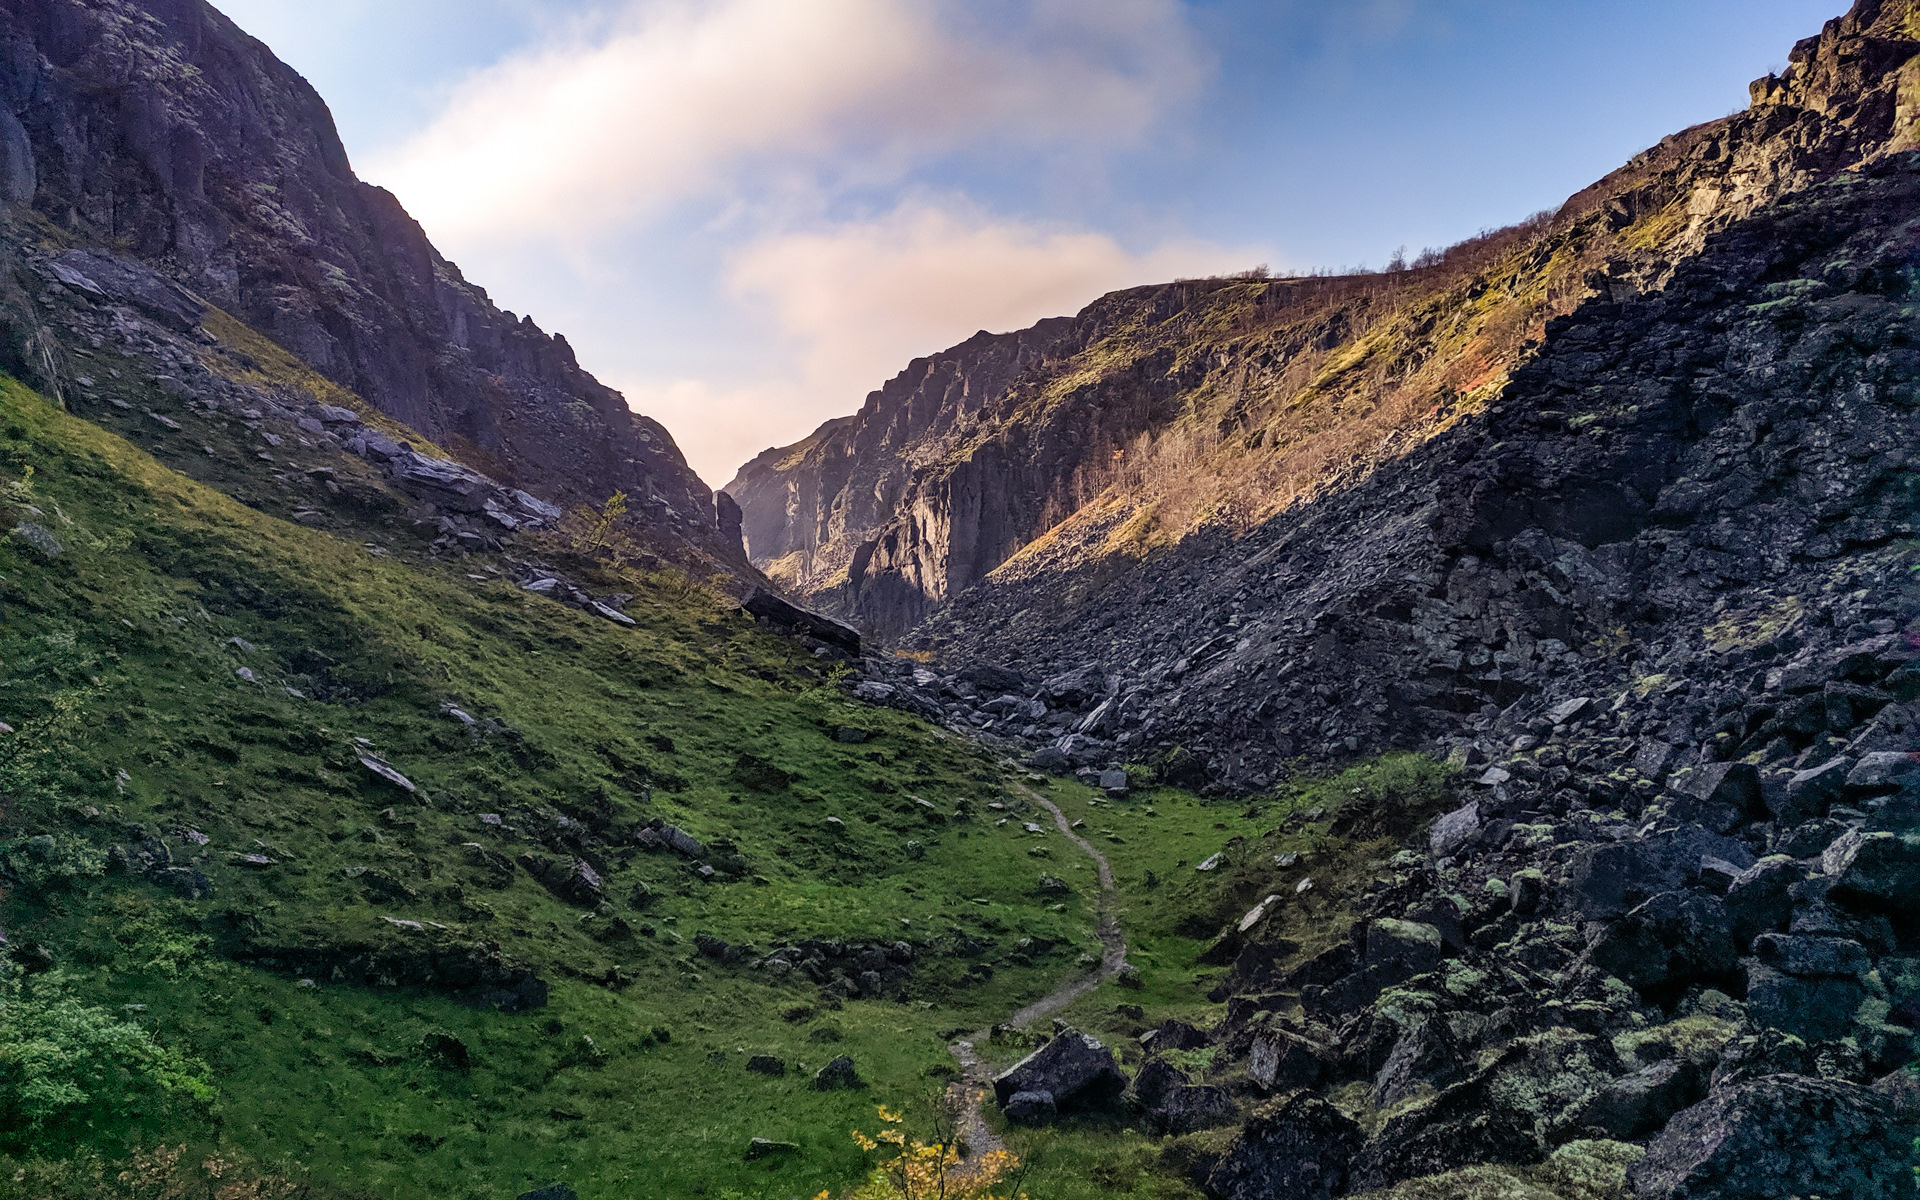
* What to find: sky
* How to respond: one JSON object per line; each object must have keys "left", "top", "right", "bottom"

{"left": 213, "top": 0, "right": 1842, "bottom": 489}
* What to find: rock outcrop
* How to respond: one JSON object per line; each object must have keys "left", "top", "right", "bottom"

{"left": 0, "top": 0, "right": 725, "bottom": 548}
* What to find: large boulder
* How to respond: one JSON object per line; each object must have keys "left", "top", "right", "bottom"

{"left": 1628, "top": 1074, "right": 1916, "bottom": 1198}
{"left": 1247, "top": 1029, "right": 1329, "bottom": 1092}
{"left": 1822, "top": 829, "right": 1920, "bottom": 909}
{"left": 1429, "top": 800, "right": 1481, "bottom": 858}
{"left": 742, "top": 588, "right": 862, "bottom": 654}
{"left": 1206, "top": 1092, "right": 1364, "bottom": 1200}
{"left": 1743, "top": 962, "right": 1867, "bottom": 1043}
{"left": 1301, "top": 920, "right": 1443, "bottom": 1019}
{"left": 1666, "top": 762, "right": 1764, "bottom": 833}
{"left": 1577, "top": 891, "right": 1739, "bottom": 1001}
{"left": 991, "top": 1029, "right": 1125, "bottom": 1116}
{"left": 1721, "top": 856, "right": 1803, "bottom": 947}
{"left": 1353, "top": 1029, "right": 1617, "bottom": 1190}
{"left": 1560, "top": 1059, "right": 1709, "bottom": 1140}
{"left": 1566, "top": 830, "right": 1755, "bottom": 921}
{"left": 1128, "top": 1060, "right": 1237, "bottom": 1135}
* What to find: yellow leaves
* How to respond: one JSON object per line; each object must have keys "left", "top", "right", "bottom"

{"left": 842, "top": 1113, "right": 1022, "bottom": 1200}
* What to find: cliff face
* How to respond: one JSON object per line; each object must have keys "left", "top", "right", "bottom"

{"left": 0, "top": 0, "right": 723, "bottom": 543}
{"left": 730, "top": 0, "right": 1920, "bottom": 638}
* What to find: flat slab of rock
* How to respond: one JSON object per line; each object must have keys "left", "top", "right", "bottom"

{"left": 359, "top": 756, "right": 417, "bottom": 793}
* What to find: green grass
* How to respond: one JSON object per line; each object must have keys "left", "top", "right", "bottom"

{"left": 964, "top": 758, "right": 1453, "bottom": 1200}
{"left": 0, "top": 374, "right": 1108, "bottom": 1198}
{"left": 0, "top": 370, "right": 1458, "bottom": 1199}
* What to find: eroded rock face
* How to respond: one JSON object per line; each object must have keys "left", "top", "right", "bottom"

{"left": 0, "top": 0, "right": 723, "bottom": 539}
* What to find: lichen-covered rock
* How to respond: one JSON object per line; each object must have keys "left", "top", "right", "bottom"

{"left": 1627, "top": 1074, "right": 1916, "bottom": 1199}
{"left": 1206, "top": 1092, "right": 1363, "bottom": 1200}
{"left": 1577, "top": 892, "right": 1738, "bottom": 1001}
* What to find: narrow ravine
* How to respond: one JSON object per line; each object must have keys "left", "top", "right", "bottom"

{"left": 945, "top": 784, "right": 1131, "bottom": 1162}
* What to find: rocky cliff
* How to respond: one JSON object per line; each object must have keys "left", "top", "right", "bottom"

{"left": 731, "top": 0, "right": 1920, "bottom": 639}
{"left": 0, "top": 0, "right": 727, "bottom": 550}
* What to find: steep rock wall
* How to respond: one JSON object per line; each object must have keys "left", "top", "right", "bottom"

{"left": 0, "top": 0, "right": 723, "bottom": 545}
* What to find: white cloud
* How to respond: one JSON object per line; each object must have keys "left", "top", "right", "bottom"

{"left": 728, "top": 199, "right": 1257, "bottom": 396}
{"left": 366, "top": 0, "right": 1206, "bottom": 243}
{"left": 622, "top": 200, "right": 1260, "bottom": 486}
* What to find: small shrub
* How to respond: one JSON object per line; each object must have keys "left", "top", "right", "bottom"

{"left": 0, "top": 975, "right": 213, "bottom": 1150}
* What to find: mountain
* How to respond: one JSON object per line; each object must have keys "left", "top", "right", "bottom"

{"left": 0, "top": 0, "right": 731, "bottom": 558}
{"left": 728, "top": 0, "right": 1920, "bottom": 790}
{"left": 4, "top": 2, "right": 1920, "bottom": 1199}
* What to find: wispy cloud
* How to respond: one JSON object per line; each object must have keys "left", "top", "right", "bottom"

{"left": 368, "top": 0, "right": 1208, "bottom": 243}
{"left": 728, "top": 199, "right": 1255, "bottom": 408}
{"left": 357, "top": 0, "right": 1248, "bottom": 487}
{"left": 617, "top": 199, "right": 1257, "bottom": 485}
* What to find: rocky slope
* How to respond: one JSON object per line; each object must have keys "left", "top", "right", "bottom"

{"left": 0, "top": 0, "right": 731, "bottom": 557}
{"left": 733, "top": 0, "right": 1919, "bottom": 642}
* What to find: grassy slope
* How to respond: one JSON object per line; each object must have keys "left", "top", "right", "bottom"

{"left": 0, "top": 375, "right": 1112, "bottom": 1199}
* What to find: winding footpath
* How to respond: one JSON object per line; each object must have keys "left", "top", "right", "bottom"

{"left": 945, "top": 784, "right": 1131, "bottom": 1160}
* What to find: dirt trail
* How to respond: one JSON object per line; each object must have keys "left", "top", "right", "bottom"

{"left": 945, "top": 785, "right": 1130, "bottom": 1160}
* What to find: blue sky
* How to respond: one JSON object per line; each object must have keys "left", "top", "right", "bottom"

{"left": 215, "top": 0, "right": 1841, "bottom": 487}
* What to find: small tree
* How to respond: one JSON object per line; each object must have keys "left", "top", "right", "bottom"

{"left": 831, "top": 1096, "right": 1031, "bottom": 1200}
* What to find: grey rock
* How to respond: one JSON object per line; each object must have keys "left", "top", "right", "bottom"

{"left": 1847, "top": 749, "right": 1920, "bottom": 793}
{"left": 1366, "top": 919, "right": 1444, "bottom": 979}
{"left": 1127, "top": 1056, "right": 1189, "bottom": 1110}
{"left": 1628, "top": 1074, "right": 1915, "bottom": 1199}
{"left": 1722, "top": 856, "right": 1803, "bottom": 946}
{"left": 745, "top": 1055, "right": 786, "bottom": 1076}
{"left": 1098, "top": 767, "right": 1129, "bottom": 792}
{"left": 1565, "top": 1058, "right": 1709, "bottom": 1140}
{"left": 1578, "top": 891, "right": 1738, "bottom": 999}
{"left": 1248, "top": 1030, "right": 1327, "bottom": 1093}
{"left": 1744, "top": 962, "right": 1865, "bottom": 1042}
{"left": 1428, "top": 800, "right": 1481, "bottom": 858}
{"left": 742, "top": 587, "right": 860, "bottom": 655}
{"left": 1546, "top": 696, "right": 1593, "bottom": 725}
{"left": 1003, "top": 1090, "right": 1056, "bottom": 1126}
{"left": 1778, "top": 756, "right": 1852, "bottom": 823}
{"left": 1207, "top": 1092, "right": 1363, "bottom": 1200}
{"left": 1667, "top": 761, "right": 1763, "bottom": 832}
{"left": 1822, "top": 829, "right": 1920, "bottom": 907}
{"left": 992, "top": 1029, "right": 1125, "bottom": 1114}
{"left": 9, "top": 523, "right": 61, "bottom": 559}
{"left": 1752, "top": 933, "right": 1869, "bottom": 977}
{"left": 1634, "top": 741, "right": 1680, "bottom": 782}
{"left": 743, "top": 1137, "right": 800, "bottom": 1160}
{"left": 1140, "top": 1020, "right": 1210, "bottom": 1053}
{"left": 358, "top": 756, "right": 417, "bottom": 794}
{"left": 1147, "top": 1082, "right": 1238, "bottom": 1135}
{"left": 811, "top": 1055, "right": 861, "bottom": 1091}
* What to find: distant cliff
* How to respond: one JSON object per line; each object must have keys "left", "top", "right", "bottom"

{"left": 0, "top": 0, "right": 726, "bottom": 548}
{"left": 728, "top": 0, "right": 1920, "bottom": 638}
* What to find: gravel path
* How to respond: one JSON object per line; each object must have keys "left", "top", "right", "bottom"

{"left": 944, "top": 784, "right": 1131, "bottom": 1162}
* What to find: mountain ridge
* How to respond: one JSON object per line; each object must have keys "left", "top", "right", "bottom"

{"left": 728, "top": 0, "right": 1920, "bottom": 640}
{"left": 0, "top": 0, "right": 732, "bottom": 558}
